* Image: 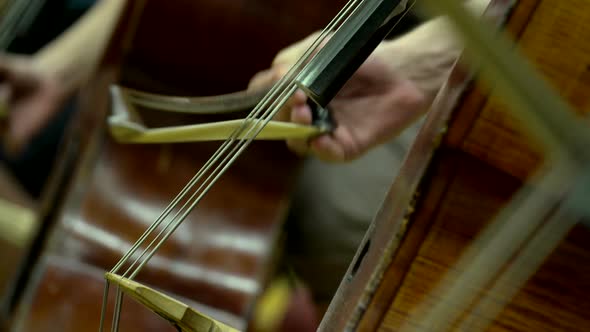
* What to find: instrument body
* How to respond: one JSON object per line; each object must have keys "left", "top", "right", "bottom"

{"left": 5, "top": 0, "right": 347, "bottom": 330}
{"left": 320, "top": 0, "right": 590, "bottom": 330}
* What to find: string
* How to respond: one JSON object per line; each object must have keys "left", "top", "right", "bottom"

{"left": 112, "top": 0, "right": 417, "bottom": 280}
{"left": 104, "top": 0, "right": 420, "bottom": 329}
{"left": 122, "top": 84, "right": 298, "bottom": 280}
{"left": 397, "top": 163, "right": 575, "bottom": 331}
{"left": 457, "top": 201, "right": 577, "bottom": 331}
{"left": 386, "top": 0, "right": 590, "bottom": 329}
{"left": 114, "top": 0, "right": 419, "bottom": 285}
{"left": 99, "top": 0, "right": 372, "bottom": 330}
{"left": 102, "top": 0, "right": 417, "bottom": 329}
{"left": 111, "top": 0, "right": 361, "bottom": 288}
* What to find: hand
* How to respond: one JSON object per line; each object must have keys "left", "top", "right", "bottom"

{"left": 0, "top": 54, "right": 66, "bottom": 154}
{"left": 249, "top": 35, "right": 427, "bottom": 162}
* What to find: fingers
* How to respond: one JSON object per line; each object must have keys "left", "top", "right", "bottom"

{"left": 273, "top": 87, "right": 307, "bottom": 122}
{"left": 286, "top": 102, "right": 313, "bottom": 155}
{"left": 285, "top": 96, "right": 350, "bottom": 161}
{"left": 248, "top": 64, "right": 290, "bottom": 90}
{"left": 273, "top": 31, "right": 322, "bottom": 67}
{"left": 248, "top": 69, "right": 274, "bottom": 90}
{"left": 5, "top": 91, "right": 57, "bottom": 154}
{"left": 4, "top": 77, "right": 63, "bottom": 155}
{"left": 289, "top": 129, "right": 355, "bottom": 163}
{"left": 309, "top": 123, "right": 362, "bottom": 162}
{"left": 0, "top": 54, "right": 66, "bottom": 155}
{"left": 309, "top": 135, "right": 347, "bottom": 162}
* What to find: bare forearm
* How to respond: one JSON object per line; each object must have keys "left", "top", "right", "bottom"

{"left": 374, "top": 0, "right": 491, "bottom": 101}
{"left": 32, "top": 0, "right": 127, "bottom": 94}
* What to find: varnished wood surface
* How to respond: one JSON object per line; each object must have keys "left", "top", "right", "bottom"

{"left": 362, "top": 0, "right": 590, "bottom": 330}
{"left": 11, "top": 256, "right": 179, "bottom": 332}
{"left": 120, "top": 0, "right": 347, "bottom": 96}
{"left": 447, "top": 0, "right": 590, "bottom": 180}
{"left": 377, "top": 151, "right": 590, "bottom": 331}
{"left": 8, "top": 1, "right": 348, "bottom": 331}
{"left": 321, "top": 0, "right": 590, "bottom": 331}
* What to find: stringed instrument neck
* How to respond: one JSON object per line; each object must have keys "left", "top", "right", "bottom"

{"left": 5, "top": 0, "right": 352, "bottom": 331}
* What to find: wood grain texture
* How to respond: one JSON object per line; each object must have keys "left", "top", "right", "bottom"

{"left": 378, "top": 152, "right": 590, "bottom": 331}
{"left": 7, "top": 0, "right": 347, "bottom": 331}
{"left": 348, "top": 0, "right": 590, "bottom": 331}
{"left": 355, "top": 152, "right": 460, "bottom": 332}
{"left": 455, "top": 0, "right": 590, "bottom": 179}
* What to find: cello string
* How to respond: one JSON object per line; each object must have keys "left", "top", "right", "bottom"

{"left": 109, "top": 0, "right": 362, "bottom": 277}
{"left": 398, "top": 163, "right": 574, "bottom": 331}
{"left": 118, "top": 0, "right": 418, "bottom": 282}
{"left": 120, "top": 84, "right": 297, "bottom": 280}
{"left": 108, "top": 0, "right": 415, "bottom": 327}
{"left": 119, "top": 0, "right": 416, "bottom": 281}
{"left": 457, "top": 203, "right": 577, "bottom": 331}
{"left": 105, "top": 0, "right": 416, "bottom": 329}
{"left": 394, "top": 0, "right": 586, "bottom": 328}
{"left": 102, "top": 0, "right": 366, "bottom": 329}
{"left": 110, "top": 5, "right": 422, "bottom": 329}
{"left": 105, "top": 57, "right": 300, "bottom": 332}
{"left": 98, "top": 281, "right": 110, "bottom": 332}
{"left": 125, "top": 84, "right": 299, "bottom": 279}
{"left": 107, "top": 0, "right": 362, "bottom": 276}
{"left": 107, "top": 82, "right": 296, "bottom": 331}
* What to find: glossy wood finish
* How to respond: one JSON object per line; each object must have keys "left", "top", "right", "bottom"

{"left": 377, "top": 152, "right": 590, "bottom": 331}
{"left": 120, "top": 0, "right": 347, "bottom": 96}
{"left": 8, "top": 0, "right": 347, "bottom": 330}
{"left": 320, "top": 0, "right": 590, "bottom": 330}
{"left": 12, "top": 256, "right": 178, "bottom": 332}
{"left": 445, "top": 0, "right": 590, "bottom": 179}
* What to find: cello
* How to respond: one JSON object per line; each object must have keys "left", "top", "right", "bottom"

{"left": 2, "top": 0, "right": 347, "bottom": 331}
{"left": 319, "top": 0, "right": 590, "bottom": 331}
{"left": 100, "top": 0, "right": 590, "bottom": 330}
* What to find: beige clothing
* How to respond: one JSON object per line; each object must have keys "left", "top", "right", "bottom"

{"left": 286, "top": 123, "right": 421, "bottom": 301}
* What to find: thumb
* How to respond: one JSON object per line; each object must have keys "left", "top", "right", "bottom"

{"left": 248, "top": 69, "right": 275, "bottom": 90}
{"left": 248, "top": 64, "right": 290, "bottom": 90}
{"left": 273, "top": 31, "right": 322, "bottom": 66}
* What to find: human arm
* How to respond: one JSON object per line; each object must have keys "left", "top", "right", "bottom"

{"left": 249, "top": 0, "right": 491, "bottom": 162}
{"left": 0, "top": 0, "right": 126, "bottom": 152}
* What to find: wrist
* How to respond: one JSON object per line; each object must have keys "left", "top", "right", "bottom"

{"left": 373, "top": 17, "right": 462, "bottom": 102}
{"left": 372, "top": 0, "right": 492, "bottom": 102}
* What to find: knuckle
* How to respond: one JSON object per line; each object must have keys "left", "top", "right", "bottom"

{"left": 398, "top": 84, "right": 427, "bottom": 111}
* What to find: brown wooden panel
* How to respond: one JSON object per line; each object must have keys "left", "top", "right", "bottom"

{"left": 378, "top": 152, "right": 590, "bottom": 332}
{"left": 372, "top": 0, "right": 590, "bottom": 330}
{"left": 334, "top": 0, "right": 590, "bottom": 331}
{"left": 9, "top": 1, "right": 349, "bottom": 330}
{"left": 460, "top": 0, "right": 590, "bottom": 179}
{"left": 444, "top": 0, "right": 541, "bottom": 149}
{"left": 12, "top": 256, "right": 180, "bottom": 332}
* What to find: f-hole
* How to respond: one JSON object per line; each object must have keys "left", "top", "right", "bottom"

{"left": 351, "top": 239, "right": 371, "bottom": 277}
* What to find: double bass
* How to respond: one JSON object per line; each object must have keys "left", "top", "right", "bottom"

{"left": 1, "top": 0, "right": 347, "bottom": 331}
{"left": 5, "top": 0, "right": 590, "bottom": 331}
{"left": 98, "top": 0, "right": 590, "bottom": 330}
{"left": 90, "top": 0, "right": 590, "bottom": 331}
{"left": 319, "top": 0, "right": 590, "bottom": 331}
